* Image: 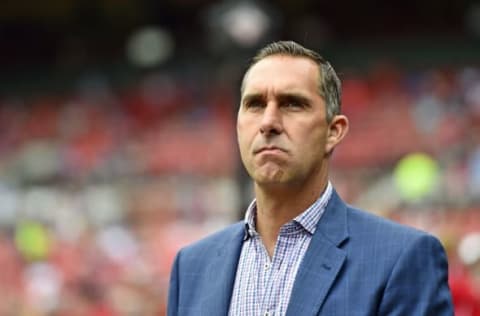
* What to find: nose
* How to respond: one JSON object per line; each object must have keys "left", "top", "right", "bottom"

{"left": 259, "top": 102, "right": 283, "bottom": 136}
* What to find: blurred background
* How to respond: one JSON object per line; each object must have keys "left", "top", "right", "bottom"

{"left": 1, "top": 0, "right": 480, "bottom": 315}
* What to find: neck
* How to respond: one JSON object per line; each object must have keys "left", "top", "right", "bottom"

{"left": 253, "top": 172, "right": 329, "bottom": 257}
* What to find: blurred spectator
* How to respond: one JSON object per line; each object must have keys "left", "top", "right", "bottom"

{"left": 0, "top": 63, "right": 479, "bottom": 314}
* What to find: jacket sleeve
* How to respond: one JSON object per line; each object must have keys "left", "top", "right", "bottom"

{"left": 167, "top": 250, "right": 181, "bottom": 316}
{"left": 378, "top": 234, "right": 454, "bottom": 315}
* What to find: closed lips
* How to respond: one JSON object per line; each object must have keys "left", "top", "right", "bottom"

{"left": 254, "top": 146, "right": 287, "bottom": 154}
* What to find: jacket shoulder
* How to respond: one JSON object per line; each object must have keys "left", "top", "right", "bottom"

{"left": 347, "top": 205, "right": 430, "bottom": 236}
{"left": 345, "top": 205, "right": 444, "bottom": 254}
{"left": 179, "top": 221, "right": 244, "bottom": 256}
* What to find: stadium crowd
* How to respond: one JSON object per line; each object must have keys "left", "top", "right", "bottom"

{"left": 0, "top": 61, "right": 479, "bottom": 315}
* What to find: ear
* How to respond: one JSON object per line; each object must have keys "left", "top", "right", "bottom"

{"left": 325, "top": 115, "right": 349, "bottom": 155}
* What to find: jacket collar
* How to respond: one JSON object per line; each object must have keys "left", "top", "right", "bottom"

{"left": 286, "top": 189, "right": 349, "bottom": 316}
{"left": 203, "top": 189, "right": 350, "bottom": 316}
{"left": 201, "top": 222, "right": 245, "bottom": 316}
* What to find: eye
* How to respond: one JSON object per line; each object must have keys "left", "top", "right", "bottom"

{"left": 249, "top": 101, "right": 263, "bottom": 107}
{"left": 244, "top": 99, "right": 265, "bottom": 110}
{"left": 285, "top": 100, "right": 302, "bottom": 108}
{"left": 282, "top": 98, "right": 306, "bottom": 110}
{"left": 279, "top": 94, "right": 311, "bottom": 110}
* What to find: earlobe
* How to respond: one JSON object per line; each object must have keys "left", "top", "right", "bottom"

{"left": 325, "top": 115, "right": 349, "bottom": 154}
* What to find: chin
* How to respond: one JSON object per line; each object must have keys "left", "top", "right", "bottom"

{"left": 254, "top": 170, "right": 289, "bottom": 185}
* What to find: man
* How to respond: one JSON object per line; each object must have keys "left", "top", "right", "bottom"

{"left": 167, "top": 41, "right": 453, "bottom": 315}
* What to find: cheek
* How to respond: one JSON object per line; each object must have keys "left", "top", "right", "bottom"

{"left": 297, "top": 125, "right": 327, "bottom": 152}
{"left": 236, "top": 123, "right": 251, "bottom": 160}
{"left": 237, "top": 117, "right": 255, "bottom": 144}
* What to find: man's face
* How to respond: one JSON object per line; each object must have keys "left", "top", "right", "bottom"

{"left": 237, "top": 55, "right": 333, "bottom": 188}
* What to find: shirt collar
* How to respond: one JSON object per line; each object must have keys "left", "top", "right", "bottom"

{"left": 243, "top": 199, "right": 258, "bottom": 241}
{"left": 243, "top": 181, "right": 333, "bottom": 240}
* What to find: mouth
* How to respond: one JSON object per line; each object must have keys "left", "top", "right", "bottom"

{"left": 254, "top": 146, "right": 287, "bottom": 155}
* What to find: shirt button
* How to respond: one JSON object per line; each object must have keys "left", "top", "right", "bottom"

{"left": 264, "top": 263, "right": 270, "bottom": 270}
{"left": 264, "top": 312, "right": 270, "bottom": 316}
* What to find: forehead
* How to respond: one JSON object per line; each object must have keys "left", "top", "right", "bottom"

{"left": 242, "top": 55, "right": 320, "bottom": 95}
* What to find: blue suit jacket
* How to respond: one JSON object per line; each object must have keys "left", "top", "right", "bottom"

{"left": 167, "top": 190, "right": 453, "bottom": 315}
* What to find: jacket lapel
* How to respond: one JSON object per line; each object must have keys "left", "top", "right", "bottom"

{"left": 201, "top": 223, "right": 245, "bottom": 316}
{"left": 286, "top": 191, "right": 349, "bottom": 316}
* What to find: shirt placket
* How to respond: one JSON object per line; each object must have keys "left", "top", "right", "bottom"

{"left": 255, "top": 237, "right": 272, "bottom": 316}
{"left": 263, "top": 230, "right": 294, "bottom": 316}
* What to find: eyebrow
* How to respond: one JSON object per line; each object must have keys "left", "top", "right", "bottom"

{"left": 241, "top": 93, "right": 264, "bottom": 105}
{"left": 242, "top": 92, "right": 310, "bottom": 103}
{"left": 277, "top": 93, "right": 311, "bottom": 105}
{"left": 241, "top": 92, "right": 312, "bottom": 105}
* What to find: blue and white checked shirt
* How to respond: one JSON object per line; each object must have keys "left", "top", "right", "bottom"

{"left": 228, "top": 182, "right": 333, "bottom": 316}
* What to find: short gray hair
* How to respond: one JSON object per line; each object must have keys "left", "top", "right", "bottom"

{"left": 242, "top": 41, "right": 341, "bottom": 122}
